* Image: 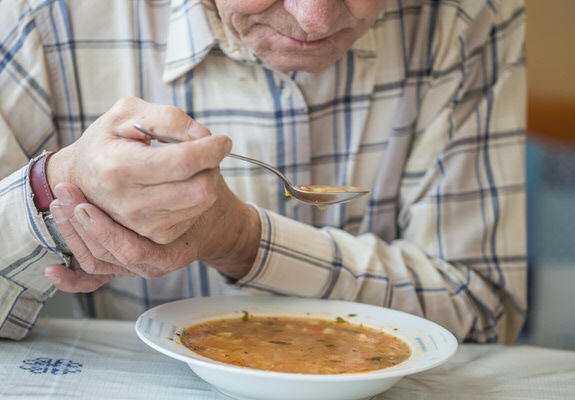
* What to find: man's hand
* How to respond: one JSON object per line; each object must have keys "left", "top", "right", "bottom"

{"left": 47, "top": 97, "right": 231, "bottom": 244}
{"left": 44, "top": 182, "right": 261, "bottom": 292}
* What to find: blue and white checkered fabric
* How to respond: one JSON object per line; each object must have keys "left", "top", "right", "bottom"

{"left": 0, "top": 0, "right": 526, "bottom": 343}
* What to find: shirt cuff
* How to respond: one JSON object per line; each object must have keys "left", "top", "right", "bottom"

{"left": 0, "top": 162, "right": 69, "bottom": 292}
{"left": 234, "top": 206, "right": 338, "bottom": 297}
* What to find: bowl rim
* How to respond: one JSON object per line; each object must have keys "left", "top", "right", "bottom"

{"left": 135, "top": 296, "right": 459, "bottom": 381}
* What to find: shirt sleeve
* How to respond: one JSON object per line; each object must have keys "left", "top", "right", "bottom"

{"left": 0, "top": 1, "right": 66, "bottom": 340}
{"left": 237, "top": 3, "right": 527, "bottom": 344}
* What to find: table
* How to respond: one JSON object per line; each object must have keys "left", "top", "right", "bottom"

{"left": 1, "top": 318, "right": 574, "bottom": 399}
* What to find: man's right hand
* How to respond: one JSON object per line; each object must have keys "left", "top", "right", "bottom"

{"left": 47, "top": 97, "right": 232, "bottom": 244}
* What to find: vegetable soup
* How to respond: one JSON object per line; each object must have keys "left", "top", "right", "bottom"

{"left": 181, "top": 313, "right": 410, "bottom": 374}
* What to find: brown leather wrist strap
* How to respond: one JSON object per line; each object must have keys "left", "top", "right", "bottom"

{"left": 30, "top": 152, "right": 56, "bottom": 212}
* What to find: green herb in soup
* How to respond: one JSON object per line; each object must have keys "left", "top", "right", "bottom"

{"left": 181, "top": 315, "right": 410, "bottom": 374}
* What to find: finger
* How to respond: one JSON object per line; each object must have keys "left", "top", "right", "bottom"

{"left": 44, "top": 264, "right": 114, "bottom": 293}
{"left": 54, "top": 183, "right": 168, "bottom": 273}
{"left": 136, "top": 215, "right": 200, "bottom": 245}
{"left": 53, "top": 184, "right": 125, "bottom": 268}
{"left": 124, "top": 113, "right": 210, "bottom": 142}
{"left": 70, "top": 196, "right": 196, "bottom": 247}
{"left": 50, "top": 205, "right": 131, "bottom": 276}
{"left": 147, "top": 218, "right": 194, "bottom": 245}
{"left": 49, "top": 200, "right": 127, "bottom": 275}
{"left": 72, "top": 203, "right": 172, "bottom": 279}
{"left": 140, "top": 167, "right": 219, "bottom": 214}
{"left": 124, "top": 134, "right": 232, "bottom": 184}
{"left": 108, "top": 98, "right": 210, "bottom": 142}
{"left": 136, "top": 173, "right": 219, "bottom": 244}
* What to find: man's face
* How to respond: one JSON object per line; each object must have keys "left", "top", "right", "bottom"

{"left": 213, "top": 0, "right": 384, "bottom": 72}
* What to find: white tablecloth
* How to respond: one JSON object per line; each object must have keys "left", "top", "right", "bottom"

{"left": 1, "top": 318, "right": 574, "bottom": 399}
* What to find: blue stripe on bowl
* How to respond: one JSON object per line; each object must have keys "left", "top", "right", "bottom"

{"left": 416, "top": 337, "right": 428, "bottom": 352}
{"left": 145, "top": 317, "right": 153, "bottom": 334}
{"left": 428, "top": 334, "right": 439, "bottom": 350}
{"left": 157, "top": 320, "right": 164, "bottom": 337}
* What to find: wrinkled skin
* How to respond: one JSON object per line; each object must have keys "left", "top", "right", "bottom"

{"left": 49, "top": 97, "right": 232, "bottom": 245}
{"left": 214, "top": 0, "right": 384, "bottom": 72}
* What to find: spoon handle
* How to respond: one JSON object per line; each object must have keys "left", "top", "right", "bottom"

{"left": 133, "top": 124, "right": 293, "bottom": 187}
{"left": 226, "top": 153, "right": 292, "bottom": 187}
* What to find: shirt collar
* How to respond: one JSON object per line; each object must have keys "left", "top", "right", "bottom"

{"left": 164, "top": 0, "right": 218, "bottom": 82}
{"left": 350, "top": 28, "right": 377, "bottom": 59}
{"left": 163, "top": 0, "right": 377, "bottom": 83}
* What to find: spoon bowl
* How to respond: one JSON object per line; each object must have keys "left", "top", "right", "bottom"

{"left": 133, "top": 124, "right": 370, "bottom": 207}
{"left": 287, "top": 185, "right": 369, "bottom": 206}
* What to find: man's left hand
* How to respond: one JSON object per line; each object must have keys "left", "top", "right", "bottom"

{"left": 44, "top": 182, "right": 260, "bottom": 292}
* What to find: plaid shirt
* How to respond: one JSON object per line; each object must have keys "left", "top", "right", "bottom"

{"left": 0, "top": 0, "right": 526, "bottom": 343}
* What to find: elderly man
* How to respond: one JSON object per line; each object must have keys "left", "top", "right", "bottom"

{"left": 0, "top": 0, "right": 526, "bottom": 343}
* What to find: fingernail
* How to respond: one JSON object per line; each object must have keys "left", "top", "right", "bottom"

{"left": 44, "top": 271, "right": 61, "bottom": 285}
{"left": 224, "top": 137, "right": 233, "bottom": 153}
{"left": 75, "top": 206, "right": 93, "bottom": 228}
{"left": 50, "top": 203, "right": 67, "bottom": 224}
{"left": 55, "top": 186, "right": 73, "bottom": 205}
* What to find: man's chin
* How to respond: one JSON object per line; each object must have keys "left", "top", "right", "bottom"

{"left": 259, "top": 54, "right": 341, "bottom": 73}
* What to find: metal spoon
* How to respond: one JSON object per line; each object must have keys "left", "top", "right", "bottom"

{"left": 133, "top": 124, "right": 369, "bottom": 207}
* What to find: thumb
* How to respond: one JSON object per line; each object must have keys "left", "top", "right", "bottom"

{"left": 44, "top": 265, "right": 113, "bottom": 293}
